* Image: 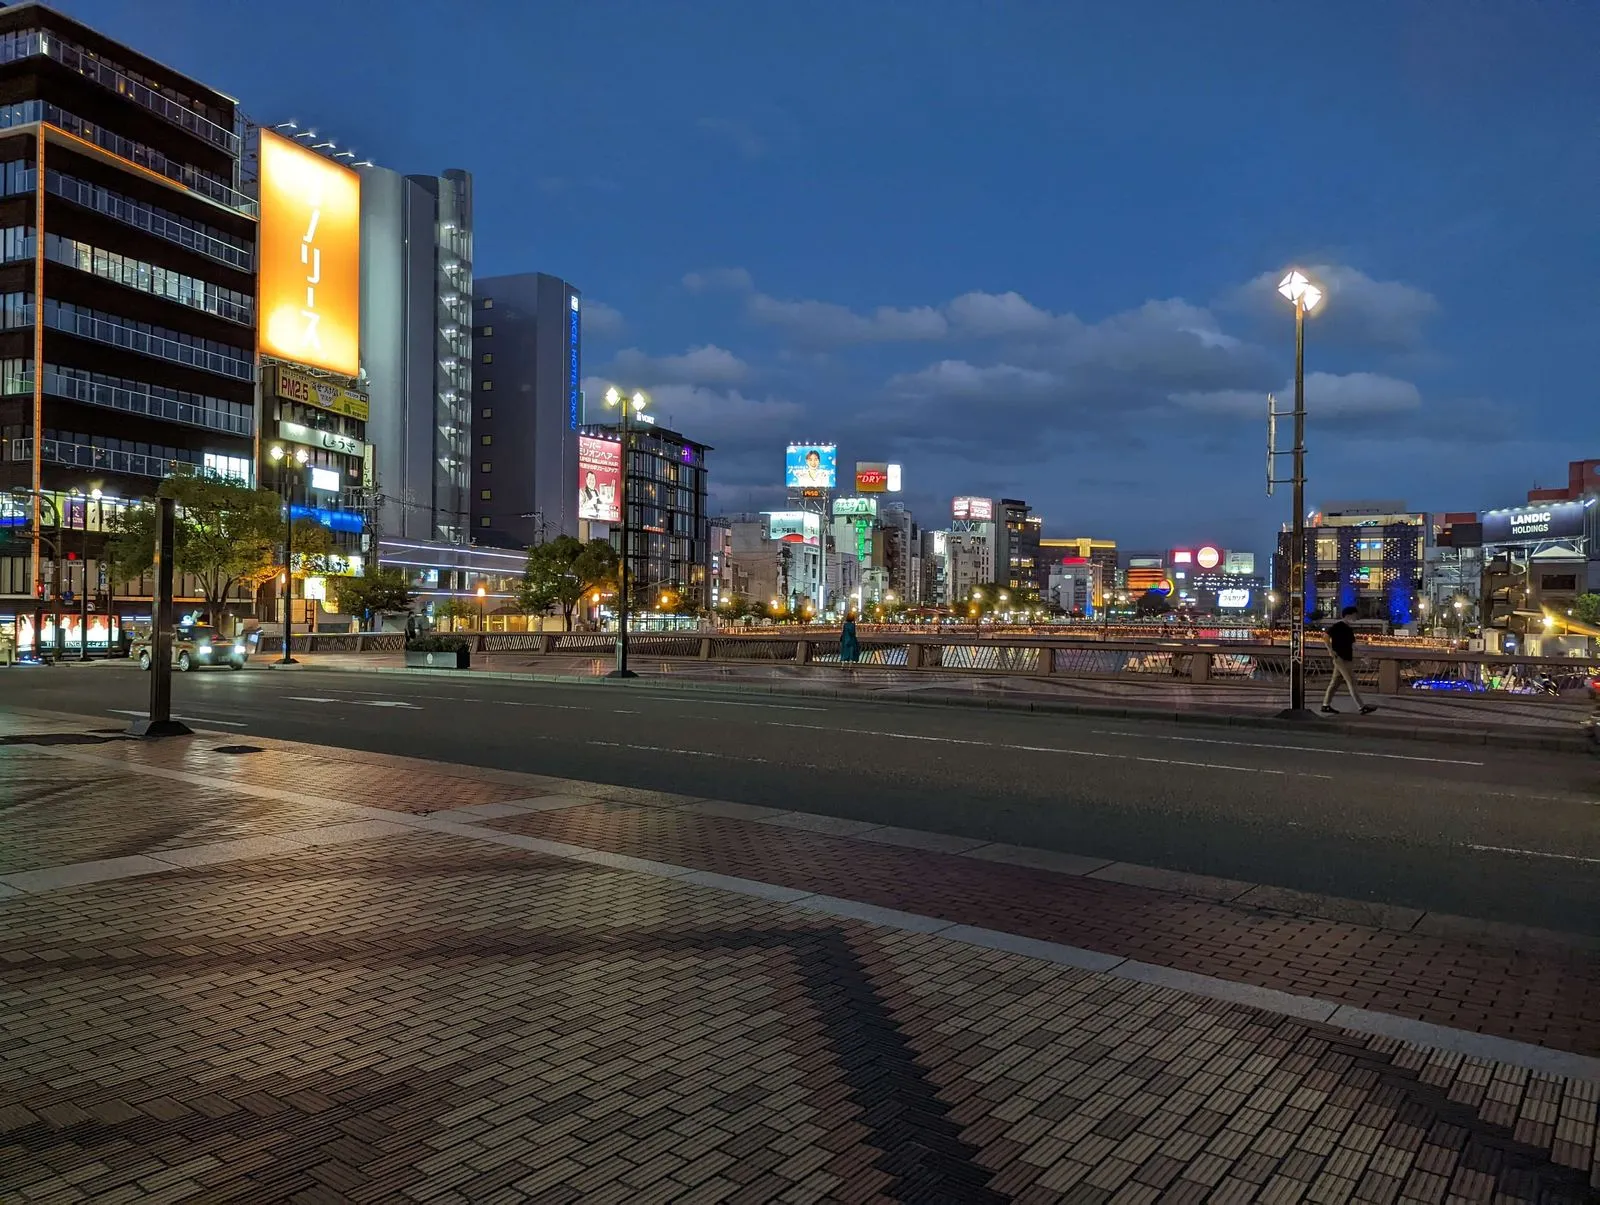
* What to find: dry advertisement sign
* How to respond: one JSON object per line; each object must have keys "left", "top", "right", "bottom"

{"left": 952, "top": 496, "right": 994, "bottom": 521}
{"left": 767, "top": 511, "right": 820, "bottom": 546}
{"left": 856, "top": 462, "right": 888, "bottom": 493}
{"left": 258, "top": 128, "right": 361, "bottom": 378}
{"left": 785, "top": 444, "right": 837, "bottom": 490}
{"left": 271, "top": 365, "right": 370, "bottom": 421}
{"left": 577, "top": 435, "right": 621, "bottom": 523}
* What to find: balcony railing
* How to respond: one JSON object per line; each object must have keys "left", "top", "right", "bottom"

{"left": 12, "top": 436, "right": 178, "bottom": 480}
{"left": 13, "top": 367, "right": 252, "bottom": 437}
{"left": 0, "top": 100, "right": 256, "bottom": 217}
{"left": 43, "top": 300, "right": 254, "bottom": 381}
{"left": 33, "top": 31, "right": 240, "bottom": 155}
{"left": 46, "top": 168, "right": 251, "bottom": 270}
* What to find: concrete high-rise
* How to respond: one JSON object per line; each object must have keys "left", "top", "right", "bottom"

{"left": 470, "top": 272, "right": 581, "bottom": 549}
{"left": 358, "top": 164, "right": 473, "bottom": 545}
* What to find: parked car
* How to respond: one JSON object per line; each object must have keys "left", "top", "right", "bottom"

{"left": 133, "top": 626, "right": 248, "bottom": 672}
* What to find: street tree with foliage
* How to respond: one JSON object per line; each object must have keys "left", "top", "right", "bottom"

{"left": 150, "top": 470, "right": 282, "bottom": 613}
{"left": 1134, "top": 589, "right": 1173, "bottom": 617}
{"left": 431, "top": 598, "right": 481, "bottom": 630}
{"left": 518, "top": 536, "right": 618, "bottom": 629}
{"left": 102, "top": 503, "right": 157, "bottom": 589}
{"left": 1572, "top": 593, "right": 1600, "bottom": 628}
{"left": 331, "top": 568, "right": 414, "bottom": 627}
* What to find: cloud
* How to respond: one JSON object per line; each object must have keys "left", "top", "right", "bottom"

{"left": 1222, "top": 264, "right": 1439, "bottom": 349}
{"left": 581, "top": 300, "right": 625, "bottom": 339}
{"left": 696, "top": 117, "right": 766, "bottom": 159}
{"left": 682, "top": 267, "right": 754, "bottom": 294}
{"left": 611, "top": 344, "right": 749, "bottom": 385}
{"left": 1171, "top": 371, "right": 1423, "bottom": 419}
{"left": 943, "top": 291, "right": 1060, "bottom": 338}
{"left": 580, "top": 376, "right": 803, "bottom": 453}
{"left": 886, "top": 360, "right": 1060, "bottom": 398}
{"left": 746, "top": 293, "right": 949, "bottom": 343}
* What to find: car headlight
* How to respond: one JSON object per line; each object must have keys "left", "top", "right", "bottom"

{"left": 197, "top": 645, "right": 211, "bottom": 656}
{"left": 233, "top": 643, "right": 246, "bottom": 654}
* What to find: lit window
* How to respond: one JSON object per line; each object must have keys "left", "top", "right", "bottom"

{"left": 481, "top": 299, "right": 493, "bottom": 311}
{"left": 481, "top": 435, "right": 491, "bottom": 446}
{"left": 480, "top": 379, "right": 493, "bottom": 391}
{"left": 480, "top": 462, "right": 491, "bottom": 473}
{"left": 481, "top": 353, "right": 493, "bottom": 364}
{"left": 479, "top": 516, "right": 491, "bottom": 527}
{"left": 480, "top": 325, "right": 492, "bottom": 335}
{"left": 480, "top": 407, "right": 492, "bottom": 419}
{"left": 480, "top": 489, "right": 492, "bottom": 501}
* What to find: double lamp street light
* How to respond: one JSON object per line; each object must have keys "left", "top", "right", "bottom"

{"left": 1273, "top": 267, "right": 1323, "bottom": 717}
{"left": 603, "top": 386, "right": 648, "bottom": 678}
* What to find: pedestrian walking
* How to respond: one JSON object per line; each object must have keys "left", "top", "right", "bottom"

{"left": 839, "top": 613, "right": 860, "bottom": 664}
{"left": 1322, "top": 606, "right": 1377, "bottom": 715}
{"left": 404, "top": 611, "right": 419, "bottom": 642}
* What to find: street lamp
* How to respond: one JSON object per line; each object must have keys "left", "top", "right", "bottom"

{"left": 67, "top": 487, "right": 91, "bottom": 661}
{"left": 476, "top": 583, "right": 487, "bottom": 630}
{"left": 1454, "top": 597, "right": 1467, "bottom": 641}
{"left": 603, "top": 386, "right": 648, "bottom": 678}
{"left": 269, "top": 444, "right": 309, "bottom": 665}
{"left": 1277, "top": 267, "right": 1323, "bottom": 716}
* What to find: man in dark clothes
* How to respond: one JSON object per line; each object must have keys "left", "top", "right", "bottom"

{"left": 1322, "top": 606, "right": 1377, "bottom": 715}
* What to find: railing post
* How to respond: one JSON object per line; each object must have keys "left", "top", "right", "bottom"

{"left": 1191, "top": 652, "right": 1211, "bottom": 684}
{"left": 1378, "top": 657, "right": 1400, "bottom": 695}
{"left": 699, "top": 637, "right": 713, "bottom": 661}
{"left": 908, "top": 642, "right": 926, "bottom": 670}
{"left": 1037, "top": 643, "right": 1057, "bottom": 676}
{"left": 540, "top": 633, "right": 556, "bottom": 654}
{"left": 796, "top": 639, "right": 811, "bottom": 665}
{"left": 356, "top": 633, "right": 365, "bottom": 652}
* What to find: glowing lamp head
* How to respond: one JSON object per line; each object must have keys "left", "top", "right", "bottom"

{"left": 604, "top": 386, "right": 620, "bottom": 407}
{"left": 269, "top": 445, "right": 285, "bottom": 462}
{"left": 476, "top": 585, "right": 487, "bottom": 600}
{"left": 294, "top": 448, "right": 309, "bottom": 465}
{"left": 1277, "top": 269, "right": 1323, "bottom": 313}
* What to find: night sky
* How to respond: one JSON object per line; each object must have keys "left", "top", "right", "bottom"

{"left": 56, "top": 0, "right": 1600, "bottom": 560}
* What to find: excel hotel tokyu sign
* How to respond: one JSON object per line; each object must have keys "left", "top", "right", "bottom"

{"left": 257, "top": 128, "right": 361, "bottom": 379}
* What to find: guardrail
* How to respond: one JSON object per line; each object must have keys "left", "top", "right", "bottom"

{"left": 256, "top": 631, "right": 1596, "bottom": 699}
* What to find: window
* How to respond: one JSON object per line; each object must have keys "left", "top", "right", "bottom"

{"left": 481, "top": 324, "right": 493, "bottom": 334}
{"left": 479, "top": 516, "right": 491, "bottom": 527}
{"left": 480, "top": 379, "right": 493, "bottom": 391}
{"left": 480, "top": 407, "right": 492, "bottom": 419}
{"left": 480, "top": 353, "right": 493, "bottom": 364}
{"left": 481, "top": 300, "right": 493, "bottom": 311}
{"left": 480, "top": 435, "right": 491, "bottom": 446}
{"left": 480, "top": 462, "right": 491, "bottom": 473}
{"left": 480, "top": 489, "right": 492, "bottom": 501}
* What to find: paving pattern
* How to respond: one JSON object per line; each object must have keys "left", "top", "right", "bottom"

{"left": 1, "top": 712, "right": 1597, "bottom": 1203}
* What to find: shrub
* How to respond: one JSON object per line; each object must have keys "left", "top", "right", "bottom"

{"left": 405, "top": 635, "right": 472, "bottom": 653}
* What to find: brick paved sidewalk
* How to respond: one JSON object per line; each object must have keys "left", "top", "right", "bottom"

{"left": 2, "top": 712, "right": 1597, "bottom": 1202}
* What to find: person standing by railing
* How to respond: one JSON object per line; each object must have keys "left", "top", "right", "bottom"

{"left": 839, "top": 613, "right": 860, "bottom": 664}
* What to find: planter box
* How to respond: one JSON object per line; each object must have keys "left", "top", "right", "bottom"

{"left": 405, "top": 647, "right": 471, "bottom": 669}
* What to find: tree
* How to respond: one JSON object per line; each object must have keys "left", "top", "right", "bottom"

{"left": 102, "top": 503, "right": 157, "bottom": 589}
{"left": 1572, "top": 593, "right": 1600, "bottom": 627}
{"left": 1134, "top": 589, "right": 1173, "bottom": 617}
{"left": 432, "top": 598, "right": 480, "bottom": 630}
{"left": 331, "top": 568, "right": 414, "bottom": 626}
{"left": 156, "top": 470, "right": 282, "bottom": 612}
{"left": 518, "top": 536, "right": 618, "bottom": 630}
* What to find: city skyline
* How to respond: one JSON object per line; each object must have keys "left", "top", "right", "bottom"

{"left": 51, "top": 0, "right": 1600, "bottom": 556}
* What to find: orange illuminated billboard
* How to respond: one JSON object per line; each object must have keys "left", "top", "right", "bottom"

{"left": 257, "top": 128, "right": 360, "bottom": 378}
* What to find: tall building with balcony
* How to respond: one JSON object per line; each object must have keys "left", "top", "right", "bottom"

{"left": 600, "top": 421, "right": 712, "bottom": 612}
{"left": 359, "top": 163, "right": 472, "bottom": 545}
{"left": 0, "top": 4, "right": 257, "bottom": 644}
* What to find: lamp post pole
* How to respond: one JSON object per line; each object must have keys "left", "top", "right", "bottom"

{"left": 270, "top": 445, "right": 306, "bottom": 666}
{"left": 605, "top": 387, "right": 646, "bottom": 678}
{"left": 1275, "top": 269, "right": 1322, "bottom": 718}
{"left": 74, "top": 490, "right": 89, "bottom": 661}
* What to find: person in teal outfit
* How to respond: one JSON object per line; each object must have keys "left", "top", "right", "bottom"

{"left": 839, "top": 613, "right": 860, "bottom": 663}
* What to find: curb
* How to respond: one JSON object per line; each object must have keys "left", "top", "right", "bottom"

{"left": 284, "top": 660, "right": 1591, "bottom": 755}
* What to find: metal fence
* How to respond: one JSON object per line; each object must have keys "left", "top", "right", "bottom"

{"left": 256, "top": 630, "right": 1597, "bottom": 699}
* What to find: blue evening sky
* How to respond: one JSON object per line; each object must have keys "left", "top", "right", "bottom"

{"left": 57, "top": 0, "right": 1600, "bottom": 558}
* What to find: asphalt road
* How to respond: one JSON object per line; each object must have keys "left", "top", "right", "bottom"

{"left": 5, "top": 661, "right": 1598, "bottom": 934}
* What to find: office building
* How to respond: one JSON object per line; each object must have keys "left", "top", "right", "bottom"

{"left": 1527, "top": 459, "right": 1600, "bottom": 504}
{"left": 726, "top": 511, "right": 802, "bottom": 612}
{"left": 1041, "top": 537, "right": 1118, "bottom": 595}
{"left": 878, "top": 499, "right": 919, "bottom": 604}
{"left": 0, "top": 4, "right": 257, "bottom": 646}
{"left": 598, "top": 421, "right": 711, "bottom": 611}
{"left": 997, "top": 498, "right": 1041, "bottom": 592}
{"left": 1274, "top": 500, "right": 1425, "bottom": 624}
{"left": 1047, "top": 560, "right": 1101, "bottom": 615}
{"left": 470, "top": 271, "right": 580, "bottom": 549}
{"left": 359, "top": 163, "right": 473, "bottom": 545}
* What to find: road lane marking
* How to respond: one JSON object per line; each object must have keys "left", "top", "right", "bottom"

{"left": 357, "top": 700, "right": 422, "bottom": 709}
{"left": 108, "top": 709, "right": 246, "bottom": 728}
{"left": 1090, "top": 730, "right": 1484, "bottom": 766}
{"left": 285, "top": 697, "right": 340, "bottom": 704}
{"left": 585, "top": 739, "right": 767, "bottom": 763}
{"left": 1467, "top": 844, "right": 1600, "bottom": 866}
{"left": 675, "top": 699, "right": 828, "bottom": 712}
{"left": 763, "top": 722, "right": 1330, "bottom": 778}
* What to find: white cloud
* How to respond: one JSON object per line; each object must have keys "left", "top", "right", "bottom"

{"left": 581, "top": 300, "right": 625, "bottom": 339}
{"left": 746, "top": 293, "right": 949, "bottom": 343}
{"left": 1171, "top": 371, "right": 1422, "bottom": 419}
{"left": 943, "top": 291, "right": 1060, "bottom": 338}
{"left": 887, "top": 360, "right": 1059, "bottom": 398}
{"left": 581, "top": 376, "right": 803, "bottom": 450}
{"left": 611, "top": 344, "right": 749, "bottom": 385}
{"left": 682, "top": 267, "right": 754, "bottom": 294}
{"left": 1223, "top": 264, "right": 1439, "bottom": 349}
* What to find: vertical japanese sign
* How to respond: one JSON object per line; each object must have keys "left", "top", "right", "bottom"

{"left": 258, "top": 129, "right": 361, "bottom": 377}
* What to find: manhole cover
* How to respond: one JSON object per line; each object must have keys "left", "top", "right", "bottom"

{"left": 213, "top": 745, "right": 264, "bottom": 755}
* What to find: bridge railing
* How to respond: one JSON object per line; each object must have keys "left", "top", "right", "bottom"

{"left": 255, "top": 629, "right": 1596, "bottom": 699}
